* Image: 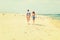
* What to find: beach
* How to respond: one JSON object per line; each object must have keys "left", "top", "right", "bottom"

{"left": 0, "top": 13, "right": 60, "bottom": 40}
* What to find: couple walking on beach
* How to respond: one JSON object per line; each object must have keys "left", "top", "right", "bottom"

{"left": 26, "top": 9, "right": 35, "bottom": 24}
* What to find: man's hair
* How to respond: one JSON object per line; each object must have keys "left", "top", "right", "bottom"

{"left": 27, "top": 9, "right": 29, "bottom": 11}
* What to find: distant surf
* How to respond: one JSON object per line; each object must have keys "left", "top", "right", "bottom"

{"left": 38, "top": 14, "right": 60, "bottom": 20}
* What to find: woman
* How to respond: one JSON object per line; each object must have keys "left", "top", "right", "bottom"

{"left": 32, "top": 11, "right": 35, "bottom": 24}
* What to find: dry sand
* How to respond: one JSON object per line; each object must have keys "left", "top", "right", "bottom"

{"left": 0, "top": 13, "right": 60, "bottom": 40}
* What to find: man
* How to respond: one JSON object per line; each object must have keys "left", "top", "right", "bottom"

{"left": 26, "top": 9, "right": 31, "bottom": 24}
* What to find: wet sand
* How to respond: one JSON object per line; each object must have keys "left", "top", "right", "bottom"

{"left": 0, "top": 13, "right": 60, "bottom": 40}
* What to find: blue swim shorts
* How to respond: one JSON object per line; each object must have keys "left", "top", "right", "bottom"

{"left": 32, "top": 16, "right": 35, "bottom": 20}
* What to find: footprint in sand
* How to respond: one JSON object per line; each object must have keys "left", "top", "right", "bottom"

{"left": 14, "top": 14, "right": 16, "bottom": 16}
{"left": 40, "top": 38, "right": 43, "bottom": 40}
{"left": 44, "top": 30, "right": 51, "bottom": 36}
{"left": 2, "top": 13, "right": 5, "bottom": 16}
{"left": 24, "top": 31, "right": 27, "bottom": 34}
{"left": 35, "top": 27, "right": 40, "bottom": 30}
{"left": 48, "top": 34, "right": 51, "bottom": 36}
{"left": 12, "top": 38, "right": 16, "bottom": 40}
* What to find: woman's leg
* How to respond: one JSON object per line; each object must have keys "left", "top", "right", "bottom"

{"left": 33, "top": 16, "right": 35, "bottom": 24}
{"left": 27, "top": 16, "right": 30, "bottom": 24}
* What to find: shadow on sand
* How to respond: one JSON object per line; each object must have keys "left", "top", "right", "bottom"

{"left": 34, "top": 24, "right": 45, "bottom": 26}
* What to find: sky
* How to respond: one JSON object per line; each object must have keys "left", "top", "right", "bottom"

{"left": 0, "top": 0, "right": 60, "bottom": 14}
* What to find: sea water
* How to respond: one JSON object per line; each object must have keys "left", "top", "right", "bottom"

{"left": 39, "top": 14, "right": 60, "bottom": 20}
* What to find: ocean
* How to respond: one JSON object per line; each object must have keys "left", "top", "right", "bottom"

{"left": 38, "top": 14, "right": 60, "bottom": 20}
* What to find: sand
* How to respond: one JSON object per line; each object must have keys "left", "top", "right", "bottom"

{"left": 0, "top": 13, "right": 60, "bottom": 40}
